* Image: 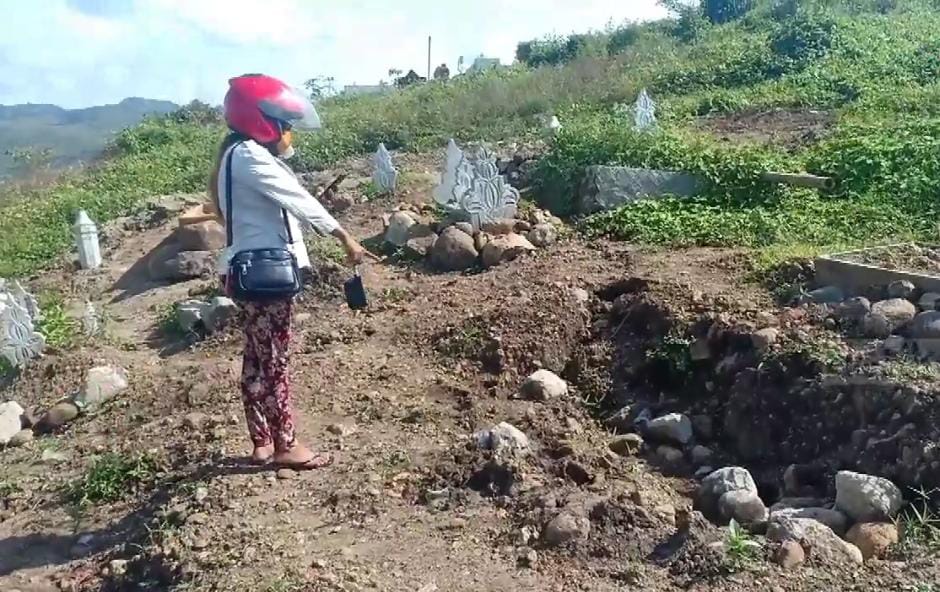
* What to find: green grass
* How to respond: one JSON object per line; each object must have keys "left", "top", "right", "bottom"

{"left": 896, "top": 488, "right": 940, "bottom": 555}
{"left": 156, "top": 302, "right": 185, "bottom": 337}
{"left": 308, "top": 235, "right": 347, "bottom": 266}
{"left": 724, "top": 518, "right": 761, "bottom": 570}
{"left": 35, "top": 293, "right": 78, "bottom": 349}
{"left": 66, "top": 453, "right": 159, "bottom": 506}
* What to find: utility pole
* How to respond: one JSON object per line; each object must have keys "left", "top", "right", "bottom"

{"left": 427, "top": 36, "right": 432, "bottom": 81}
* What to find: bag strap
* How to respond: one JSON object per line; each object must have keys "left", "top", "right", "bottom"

{"left": 224, "top": 141, "right": 295, "bottom": 248}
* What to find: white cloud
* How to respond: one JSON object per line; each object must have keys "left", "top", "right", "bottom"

{"left": 0, "top": 0, "right": 669, "bottom": 107}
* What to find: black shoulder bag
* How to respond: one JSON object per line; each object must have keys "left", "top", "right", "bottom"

{"left": 224, "top": 143, "right": 302, "bottom": 301}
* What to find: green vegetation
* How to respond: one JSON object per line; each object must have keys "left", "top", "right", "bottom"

{"left": 308, "top": 234, "right": 347, "bottom": 266}
{"left": 3, "top": 1, "right": 940, "bottom": 277}
{"left": 897, "top": 487, "right": 940, "bottom": 555}
{"left": 35, "top": 293, "right": 78, "bottom": 348}
{"left": 724, "top": 518, "right": 761, "bottom": 570}
{"left": 67, "top": 453, "right": 159, "bottom": 506}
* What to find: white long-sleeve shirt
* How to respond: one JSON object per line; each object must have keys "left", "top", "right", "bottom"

{"left": 216, "top": 140, "right": 340, "bottom": 273}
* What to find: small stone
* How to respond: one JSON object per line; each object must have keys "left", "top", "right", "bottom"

{"left": 883, "top": 335, "right": 906, "bottom": 355}
{"left": 910, "top": 311, "right": 940, "bottom": 359}
{"left": 863, "top": 313, "right": 892, "bottom": 338}
{"left": 689, "top": 338, "right": 711, "bottom": 361}
{"left": 657, "top": 445, "right": 684, "bottom": 465}
{"left": 646, "top": 413, "right": 693, "bottom": 445}
{"left": 718, "top": 490, "right": 768, "bottom": 526}
{"left": 430, "top": 227, "right": 478, "bottom": 272}
{"left": 481, "top": 218, "right": 516, "bottom": 235}
{"left": 0, "top": 401, "right": 25, "bottom": 445}
{"left": 543, "top": 512, "right": 590, "bottom": 547}
{"left": 277, "top": 468, "right": 297, "bottom": 480}
{"left": 698, "top": 467, "right": 758, "bottom": 518}
{"left": 41, "top": 448, "right": 69, "bottom": 464}
{"left": 887, "top": 280, "right": 916, "bottom": 300}
{"left": 770, "top": 507, "right": 848, "bottom": 536}
{"left": 454, "top": 222, "right": 474, "bottom": 236}
{"left": 327, "top": 422, "right": 356, "bottom": 437}
{"left": 194, "top": 486, "right": 209, "bottom": 503}
{"left": 183, "top": 412, "right": 209, "bottom": 430}
{"left": 691, "top": 445, "right": 714, "bottom": 466}
{"left": 34, "top": 401, "right": 80, "bottom": 434}
{"left": 774, "top": 540, "right": 805, "bottom": 569}
{"left": 609, "top": 433, "right": 643, "bottom": 456}
{"left": 845, "top": 522, "right": 898, "bottom": 560}
{"left": 871, "top": 299, "right": 917, "bottom": 331}
{"left": 917, "top": 292, "right": 940, "bottom": 311}
{"left": 190, "top": 536, "right": 210, "bottom": 550}
{"left": 205, "top": 297, "right": 239, "bottom": 333}
{"left": 526, "top": 224, "right": 557, "bottom": 248}
{"left": 108, "top": 559, "right": 129, "bottom": 576}
{"left": 806, "top": 286, "right": 844, "bottom": 304}
{"left": 9, "top": 429, "right": 33, "bottom": 447}
{"left": 835, "top": 471, "right": 903, "bottom": 522}
{"left": 837, "top": 296, "right": 872, "bottom": 321}
{"left": 768, "top": 516, "right": 863, "bottom": 565}
{"left": 384, "top": 211, "right": 416, "bottom": 246}
{"left": 692, "top": 415, "right": 714, "bottom": 440}
{"left": 480, "top": 233, "right": 536, "bottom": 269}
{"left": 402, "top": 234, "right": 438, "bottom": 259}
{"left": 518, "top": 548, "right": 538, "bottom": 568}
{"left": 73, "top": 366, "right": 128, "bottom": 412}
{"left": 751, "top": 328, "right": 779, "bottom": 353}
{"left": 473, "top": 422, "right": 530, "bottom": 456}
{"left": 520, "top": 369, "right": 568, "bottom": 401}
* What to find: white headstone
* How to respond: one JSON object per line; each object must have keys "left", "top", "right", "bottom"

{"left": 433, "top": 139, "right": 519, "bottom": 230}
{"left": 634, "top": 88, "right": 657, "bottom": 131}
{"left": 372, "top": 143, "right": 399, "bottom": 194}
{"left": 0, "top": 297, "right": 44, "bottom": 367}
{"left": 73, "top": 210, "right": 102, "bottom": 270}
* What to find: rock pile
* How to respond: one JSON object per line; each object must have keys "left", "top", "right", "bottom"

{"left": 381, "top": 203, "right": 562, "bottom": 272}
{"left": 149, "top": 211, "right": 225, "bottom": 283}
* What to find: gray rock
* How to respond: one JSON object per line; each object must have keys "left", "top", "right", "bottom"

{"left": 543, "top": 512, "right": 590, "bottom": 546}
{"left": 177, "top": 299, "right": 209, "bottom": 333}
{"left": 910, "top": 311, "right": 940, "bottom": 359}
{"left": 692, "top": 414, "right": 714, "bottom": 440}
{"left": 402, "top": 234, "right": 438, "bottom": 259}
{"left": 205, "top": 297, "right": 239, "bottom": 333}
{"left": 526, "top": 224, "right": 557, "bottom": 248}
{"left": 176, "top": 221, "right": 225, "bottom": 251}
{"left": 768, "top": 516, "right": 863, "bottom": 565}
{"left": 871, "top": 298, "right": 917, "bottom": 330}
{"left": 646, "top": 413, "right": 693, "bottom": 446}
{"left": 689, "top": 339, "right": 711, "bottom": 361}
{"left": 0, "top": 401, "right": 24, "bottom": 445}
{"left": 579, "top": 165, "right": 703, "bottom": 214}
{"left": 691, "top": 445, "right": 714, "bottom": 466}
{"left": 35, "top": 401, "right": 80, "bottom": 433}
{"left": 520, "top": 370, "right": 568, "bottom": 401}
{"left": 863, "top": 313, "right": 892, "bottom": 339}
{"left": 9, "top": 428, "right": 33, "bottom": 447}
{"left": 807, "top": 286, "right": 845, "bottom": 304}
{"left": 474, "top": 422, "right": 530, "bottom": 457}
{"left": 774, "top": 539, "right": 806, "bottom": 569}
{"left": 480, "top": 233, "right": 536, "bottom": 269}
{"left": 887, "top": 280, "right": 916, "bottom": 300}
{"left": 384, "top": 211, "right": 416, "bottom": 246}
{"left": 918, "top": 292, "right": 940, "bottom": 311}
{"left": 882, "top": 335, "right": 906, "bottom": 355}
{"left": 835, "top": 471, "right": 903, "bottom": 522}
{"left": 167, "top": 251, "right": 217, "bottom": 280}
{"left": 770, "top": 507, "right": 849, "bottom": 536}
{"left": 751, "top": 328, "right": 779, "bottom": 353}
{"left": 770, "top": 497, "right": 829, "bottom": 512}
{"left": 454, "top": 222, "right": 474, "bottom": 236}
{"left": 695, "top": 466, "right": 715, "bottom": 479}
{"left": 609, "top": 433, "right": 643, "bottom": 456}
{"left": 718, "top": 490, "right": 768, "bottom": 526}
{"left": 481, "top": 219, "right": 517, "bottom": 235}
{"left": 698, "top": 467, "right": 759, "bottom": 517}
{"left": 73, "top": 366, "right": 128, "bottom": 412}
{"left": 657, "top": 445, "right": 685, "bottom": 465}
{"left": 837, "top": 296, "right": 872, "bottom": 321}
{"left": 430, "top": 227, "right": 478, "bottom": 272}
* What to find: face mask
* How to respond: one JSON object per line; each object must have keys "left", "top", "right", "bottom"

{"left": 278, "top": 145, "right": 296, "bottom": 160}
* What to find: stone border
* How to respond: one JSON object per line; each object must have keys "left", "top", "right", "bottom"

{"left": 815, "top": 243, "right": 940, "bottom": 295}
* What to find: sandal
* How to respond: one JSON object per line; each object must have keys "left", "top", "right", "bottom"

{"left": 275, "top": 452, "right": 333, "bottom": 471}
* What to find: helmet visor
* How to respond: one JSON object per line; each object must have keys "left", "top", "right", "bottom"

{"left": 258, "top": 85, "right": 321, "bottom": 130}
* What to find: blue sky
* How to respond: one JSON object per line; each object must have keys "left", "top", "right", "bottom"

{"left": 0, "top": 0, "right": 667, "bottom": 108}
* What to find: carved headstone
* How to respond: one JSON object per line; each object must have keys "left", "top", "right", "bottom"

{"left": 0, "top": 280, "right": 44, "bottom": 367}
{"left": 634, "top": 88, "right": 657, "bottom": 131}
{"left": 434, "top": 139, "right": 519, "bottom": 230}
{"left": 372, "top": 143, "right": 399, "bottom": 194}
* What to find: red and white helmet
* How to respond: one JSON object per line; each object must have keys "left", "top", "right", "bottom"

{"left": 223, "top": 74, "right": 321, "bottom": 144}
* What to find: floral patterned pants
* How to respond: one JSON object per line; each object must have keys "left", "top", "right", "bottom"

{"left": 240, "top": 299, "right": 297, "bottom": 451}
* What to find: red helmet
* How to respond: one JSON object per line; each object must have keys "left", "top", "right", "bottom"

{"left": 223, "top": 74, "right": 321, "bottom": 144}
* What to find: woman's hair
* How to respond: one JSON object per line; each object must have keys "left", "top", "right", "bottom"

{"left": 208, "top": 131, "right": 248, "bottom": 217}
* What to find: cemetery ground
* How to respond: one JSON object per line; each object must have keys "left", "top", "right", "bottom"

{"left": 1, "top": 149, "right": 940, "bottom": 592}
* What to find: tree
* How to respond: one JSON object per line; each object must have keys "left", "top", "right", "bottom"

{"left": 303, "top": 76, "right": 336, "bottom": 100}
{"left": 388, "top": 68, "right": 403, "bottom": 80}
{"left": 433, "top": 63, "right": 450, "bottom": 81}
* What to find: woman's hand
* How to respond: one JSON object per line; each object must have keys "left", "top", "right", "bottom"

{"left": 332, "top": 228, "right": 380, "bottom": 266}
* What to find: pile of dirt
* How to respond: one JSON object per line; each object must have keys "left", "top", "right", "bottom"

{"left": 697, "top": 108, "right": 834, "bottom": 152}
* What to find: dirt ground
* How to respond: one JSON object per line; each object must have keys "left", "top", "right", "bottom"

{"left": 0, "top": 153, "right": 937, "bottom": 592}
{"left": 696, "top": 108, "right": 834, "bottom": 152}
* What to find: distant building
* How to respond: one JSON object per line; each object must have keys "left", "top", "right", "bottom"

{"left": 396, "top": 70, "right": 427, "bottom": 88}
{"left": 468, "top": 55, "right": 501, "bottom": 73}
{"left": 342, "top": 84, "right": 391, "bottom": 96}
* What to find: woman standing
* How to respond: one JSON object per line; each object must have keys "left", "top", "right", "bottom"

{"left": 209, "top": 74, "right": 375, "bottom": 470}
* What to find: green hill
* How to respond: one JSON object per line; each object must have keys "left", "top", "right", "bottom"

{"left": 0, "top": 97, "right": 178, "bottom": 179}
{"left": 2, "top": 0, "right": 940, "bottom": 277}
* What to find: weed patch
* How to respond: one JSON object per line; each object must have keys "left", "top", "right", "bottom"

{"left": 66, "top": 453, "right": 159, "bottom": 506}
